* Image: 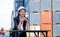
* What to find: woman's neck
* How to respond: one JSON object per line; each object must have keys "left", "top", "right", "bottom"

{"left": 19, "top": 16, "right": 24, "bottom": 19}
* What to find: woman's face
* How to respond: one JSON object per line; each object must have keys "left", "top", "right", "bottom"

{"left": 19, "top": 9, "right": 26, "bottom": 17}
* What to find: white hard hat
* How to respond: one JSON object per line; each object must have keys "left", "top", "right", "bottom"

{"left": 18, "top": 6, "right": 26, "bottom": 12}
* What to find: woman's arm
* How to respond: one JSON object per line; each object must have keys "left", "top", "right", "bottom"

{"left": 25, "top": 17, "right": 29, "bottom": 30}
{"left": 25, "top": 21, "right": 29, "bottom": 30}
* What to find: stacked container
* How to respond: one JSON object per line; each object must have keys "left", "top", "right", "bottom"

{"left": 27, "top": 12, "right": 40, "bottom": 37}
{"left": 40, "top": 10, "right": 52, "bottom": 37}
{"left": 53, "top": 12, "right": 60, "bottom": 37}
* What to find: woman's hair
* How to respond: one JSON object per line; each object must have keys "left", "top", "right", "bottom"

{"left": 18, "top": 9, "right": 26, "bottom": 17}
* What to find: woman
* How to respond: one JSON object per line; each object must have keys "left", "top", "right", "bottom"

{"left": 10, "top": 6, "right": 29, "bottom": 37}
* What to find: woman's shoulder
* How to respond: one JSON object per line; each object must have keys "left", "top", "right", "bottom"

{"left": 14, "top": 16, "right": 19, "bottom": 21}
{"left": 24, "top": 17, "right": 29, "bottom": 23}
{"left": 25, "top": 17, "right": 29, "bottom": 20}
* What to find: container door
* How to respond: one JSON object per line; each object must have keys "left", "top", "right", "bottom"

{"left": 53, "top": 12, "right": 60, "bottom": 37}
{"left": 40, "top": 10, "right": 52, "bottom": 37}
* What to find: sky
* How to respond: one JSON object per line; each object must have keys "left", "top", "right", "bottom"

{"left": 0, "top": 0, "right": 14, "bottom": 30}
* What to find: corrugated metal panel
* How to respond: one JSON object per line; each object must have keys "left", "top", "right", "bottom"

{"left": 28, "top": 0, "right": 40, "bottom": 12}
{"left": 41, "top": 0, "right": 51, "bottom": 10}
{"left": 53, "top": 12, "right": 60, "bottom": 36}
{"left": 40, "top": 24, "right": 52, "bottom": 37}
{"left": 53, "top": 0, "right": 60, "bottom": 10}
{"left": 41, "top": 24, "right": 52, "bottom": 30}
{"left": 53, "top": 12, "right": 60, "bottom": 23}
{"left": 40, "top": 10, "right": 52, "bottom": 23}
{"left": 30, "top": 12, "right": 40, "bottom": 24}
{"left": 53, "top": 25, "right": 60, "bottom": 36}
{"left": 40, "top": 10, "right": 52, "bottom": 37}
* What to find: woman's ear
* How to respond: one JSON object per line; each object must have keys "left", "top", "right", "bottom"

{"left": 18, "top": 12, "right": 20, "bottom": 15}
{"left": 18, "top": 12, "right": 20, "bottom": 16}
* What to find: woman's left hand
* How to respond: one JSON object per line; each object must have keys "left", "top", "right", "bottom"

{"left": 24, "top": 17, "right": 28, "bottom": 22}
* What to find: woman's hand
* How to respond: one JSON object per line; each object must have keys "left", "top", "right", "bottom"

{"left": 24, "top": 17, "right": 28, "bottom": 22}
{"left": 17, "top": 17, "right": 29, "bottom": 30}
{"left": 24, "top": 17, "right": 29, "bottom": 30}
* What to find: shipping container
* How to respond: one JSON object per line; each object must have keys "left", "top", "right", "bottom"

{"left": 28, "top": 0, "right": 41, "bottom": 12}
{"left": 40, "top": 10, "right": 52, "bottom": 23}
{"left": 40, "top": 24, "right": 52, "bottom": 30}
{"left": 40, "top": 24, "right": 52, "bottom": 37}
{"left": 30, "top": 12, "right": 40, "bottom": 24}
{"left": 53, "top": 12, "right": 60, "bottom": 23}
{"left": 41, "top": 0, "right": 51, "bottom": 10}
{"left": 53, "top": 0, "right": 60, "bottom": 10}
{"left": 53, "top": 12, "right": 60, "bottom": 37}
{"left": 40, "top": 10, "right": 52, "bottom": 37}
{"left": 53, "top": 25, "right": 60, "bottom": 37}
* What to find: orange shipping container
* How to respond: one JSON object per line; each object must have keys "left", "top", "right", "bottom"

{"left": 40, "top": 24, "right": 52, "bottom": 37}
{"left": 40, "top": 24, "right": 52, "bottom": 30}
{"left": 40, "top": 10, "right": 52, "bottom": 23}
{"left": 40, "top": 10, "right": 52, "bottom": 37}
